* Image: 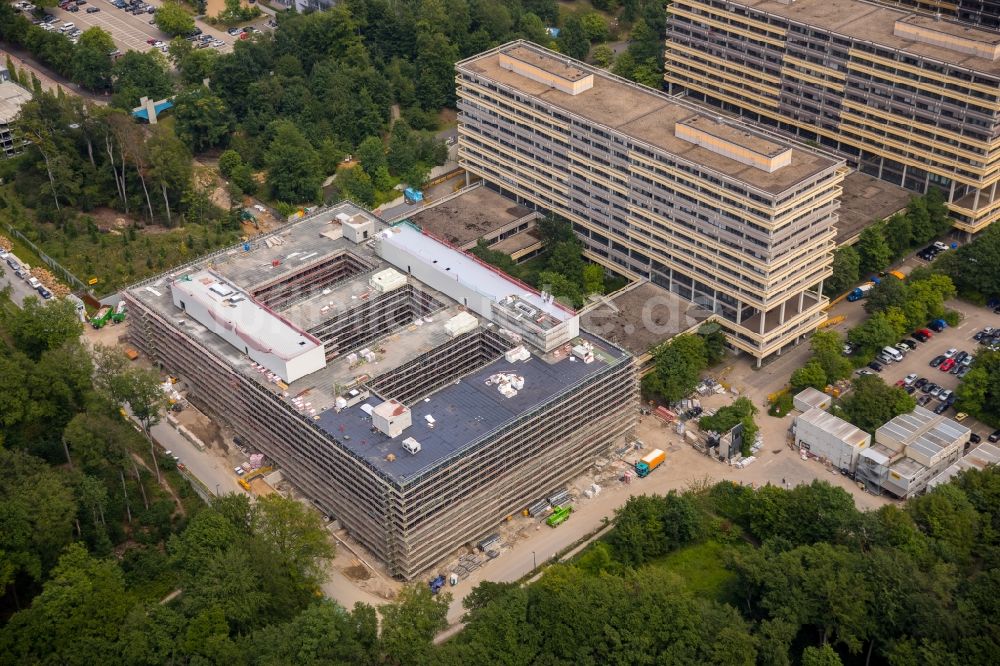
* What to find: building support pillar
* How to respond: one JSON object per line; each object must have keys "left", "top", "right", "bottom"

{"left": 779, "top": 300, "right": 786, "bottom": 325}
{"left": 974, "top": 187, "right": 981, "bottom": 211}
{"left": 949, "top": 179, "right": 957, "bottom": 204}
{"left": 736, "top": 301, "right": 744, "bottom": 325}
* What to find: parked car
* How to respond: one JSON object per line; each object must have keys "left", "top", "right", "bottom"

{"left": 933, "top": 401, "right": 948, "bottom": 414}
{"left": 904, "top": 373, "right": 918, "bottom": 385}
{"left": 37, "top": 287, "right": 52, "bottom": 299}
{"left": 868, "top": 361, "right": 883, "bottom": 372}
{"left": 943, "top": 347, "right": 958, "bottom": 358}
{"left": 938, "top": 389, "right": 953, "bottom": 402}
{"left": 904, "top": 385, "right": 916, "bottom": 394}
{"left": 913, "top": 330, "right": 931, "bottom": 342}
{"left": 856, "top": 368, "right": 875, "bottom": 376}
{"left": 227, "top": 27, "right": 241, "bottom": 36}
{"left": 921, "top": 382, "right": 937, "bottom": 394}
{"left": 933, "top": 241, "right": 949, "bottom": 252}
{"left": 904, "top": 338, "right": 920, "bottom": 348}
{"left": 928, "top": 319, "right": 948, "bottom": 332}
{"left": 989, "top": 430, "right": 1000, "bottom": 443}
{"left": 940, "top": 358, "right": 956, "bottom": 372}
{"left": 842, "top": 342, "right": 855, "bottom": 355}
{"left": 930, "top": 385, "right": 943, "bottom": 398}
{"left": 955, "top": 351, "right": 968, "bottom": 363}
{"left": 970, "top": 433, "right": 982, "bottom": 444}
{"left": 85, "top": 6, "right": 99, "bottom": 11}
{"left": 930, "top": 355, "right": 946, "bottom": 367}
{"left": 918, "top": 395, "right": 932, "bottom": 406}
{"left": 914, "top": 377, "right": 928, "bottom": 389}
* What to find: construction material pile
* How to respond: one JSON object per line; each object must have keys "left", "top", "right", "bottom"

{"left": 30, "top": 266, "right": 71, "bottom": 297}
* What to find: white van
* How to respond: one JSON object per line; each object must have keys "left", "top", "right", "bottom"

{"left": 882, "top": 346, "right": 903, "bottom": 362}
{"left": 27, "top": 276, "right": 41, "bottom": 289}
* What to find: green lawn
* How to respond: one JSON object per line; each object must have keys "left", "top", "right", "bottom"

{"left": 644, "top": 540, "right": 740, "bottom": 602}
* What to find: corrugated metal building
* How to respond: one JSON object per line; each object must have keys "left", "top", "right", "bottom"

{"left": 793, "top": 387, "right": 832, "bottom": 413}
{"left": 795, "top": 408, "right": 870, "bottom": 472}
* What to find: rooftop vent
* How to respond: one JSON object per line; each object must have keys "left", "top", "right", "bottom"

{"left": 498, "top": 46, "right": 594, "bottom": 95}
{"left": 372, "top": 399, "right": 411, "bottom": 438}
{"left": 675, "top": 116, "right": 792, "bottom": 173}
{"left": 401, "top": 437, "right": 421, "bottom": 455}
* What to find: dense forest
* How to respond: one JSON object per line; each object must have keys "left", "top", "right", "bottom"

{"left": 3, "top": 292, "right": 999, "bottom": 664}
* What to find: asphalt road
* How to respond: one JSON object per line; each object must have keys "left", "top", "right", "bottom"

{"left": 147, "top": 416, "right": 247, "bottom": 497}
{"left": 0, "top": 259, "right": 44, "bottom": 306}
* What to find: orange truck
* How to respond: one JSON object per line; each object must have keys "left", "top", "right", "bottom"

{"left": 635, "top": 449, "right": 665, "bottom": 477}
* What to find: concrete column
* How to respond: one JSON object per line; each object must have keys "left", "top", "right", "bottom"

{"left": 817, "top": 279, "right": 824, "bottom": 299}
{"left": 991, "top": 181, "right": 997, "bottom": 203}
{"left": 759, "top": 308, "right": 766, "bottom": 335}
{"left": 736, "top": 301, "right": 744, "bottom": 325}
{"left": 949, "top": 179, "right": 957, "bottom": 204}
{"left": 799, "top": 290, "right": 805, "bottom": 312}
{"left": 465, "top": 171, "right": 470, "bottom": 187}
{"left": 974, "top": 188, "right": 981, "bottom": 211}
{"left": 779, "top": 300, "right": 786, "bottom": 325}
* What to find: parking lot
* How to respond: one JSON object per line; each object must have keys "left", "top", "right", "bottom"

{"left": 858, "top": 298, "right": 1000, "bottom": 441}
{"left": 40, "top": 0, "right": 234, "bottom": 55}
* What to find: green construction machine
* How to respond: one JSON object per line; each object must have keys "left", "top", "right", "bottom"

{"left": 91, "top": 302, "right": 126, "bottom": 329}
{"left": 546, "top": 505, "right": 572, "bottom": 528}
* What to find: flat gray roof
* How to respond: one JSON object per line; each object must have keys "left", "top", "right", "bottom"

{"left": 836, "top": 172, "right": 912, "bottom": 245}
{"left": 458, "top": 42, "right": 843, "bottom": 195}
{"left": 315, "top": 330, "right": 627, "bottom": 485}
{"left": 400, "top": 185, "right": 535, "bottom": 248}
{"left": 579, "top": 281, "right": 712, "bottom": 358}
{"left": 728, "top": 0, "right": 1000, "bottom": 75}
{"left": 877, "top": 406, "right": 970, "bottom": 460}
{"left": 798, "top": 408, "right": 870, "bottom": 447}
{"left": 0, "top": 79, "right": 31, "bottom": 124}
{"left": 928, "top": 443, "right": 1000, "bottom": 490}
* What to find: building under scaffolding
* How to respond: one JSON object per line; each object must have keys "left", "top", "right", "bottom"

{"left": 124, "top": 203, "right": 637, "bottom": 579}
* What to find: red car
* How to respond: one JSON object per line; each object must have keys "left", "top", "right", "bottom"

{"left": 917, "top": 328, "right": 933, "bottom": 338}
{"left": 940, "top": 358, "right": 956, "bottom": 372}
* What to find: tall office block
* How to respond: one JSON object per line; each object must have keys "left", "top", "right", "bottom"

{"left": 666, "top": 0, "right": 1000, "bottom": 234}
{"left": 457, "top": 42, "right": 845, "bottom": 362}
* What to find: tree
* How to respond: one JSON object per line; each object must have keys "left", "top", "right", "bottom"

{"left": 580, "top": 12, "right": 609, "bottom": 43}
{"left": 538, "top": 270, "right": 583, "bottom": 307}
{"left": 643, "top": 333, "right": 708, "bottom": 402}
{"left": 357, "top": 135, "right": 388, "bottom": 178}
{"left": 172, "top": 87, "right": 233, "bottom": 153}
{"left": 379, "top": 585, "right": 449, "bottom": 666}
{"left": 0, "top": 543, "right": 128, "bottom": 664}
{"left": 847, "top": 310, "right": 906, "bottom": 357}
{"left": 121, "top": 366, "right": 167, "bottom": 482}
{"left": 791, "top": 360, "right": 827, "bottom": 393}
{"left": 856, "top": 225, "right": 893, "bottom": 275}
{"left": 154, "top": 1, "right": 195, "bottom": 37}
{"left": 72, "top": 28, "right": 115, "bottom": 92}
{"left": 826, "top": 246, "right": 861, "bottom": 297}
{"left": 337, "top": 166, "right": 376, "bottom": 207}
{"left": 884, "top": 212, "right": 913, "bottom": 258}
{"left": 146, "top": 124, "right": 192, "bottom": 226}
{"left": 940, "top": 223, "right": 1000, "bottom": 298}
{"left": 6, "top": 298, "right": 83, "bottom": 361}
{"left": 557, "top": 15, "right": 590, "bottom": 61}
{"left": 582, "top": 263, "right": 604, "bottom": 295}
{"left": 810, "top": 331, "right": 852, "bottom": 383}
{"left": 954, "top": 350, "right": 1000, "bottom": 427}
{"left": 592, "top": 44, "right": 615, "bottom": 68}
{"left": 802, "top": 644, "right": 844, "bottom": 665}
{"left": 414, "top": 30, "right": 457, "bottom": 110}
{"left": 865, "top": 275, "right": 907, "bottom": 314}
{"left": 838, "top": 374, "right": 916, "bottom": 434}
{"left": 265, "top": 121, "right": 322, "bottom": 203}
{"left": 907, "top": 483, "right": 979, "bottom": 564}
{"left": 111, "top": 51, "right": 173, "bottom": 110}
{"left": 252, "top": 494, "right": 334, "bottom": 589}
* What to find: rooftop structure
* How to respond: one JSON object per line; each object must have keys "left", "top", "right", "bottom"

{"left": 665, "top": 0, "right": 1000, "bottom": 234}
{"left": 392, "top": 183, "right": 538, "bottom": 250}
{"left": 457, "top": 41, "right": 846, "bottom": 363}
{"left": 874, "top": 0, "right": 1000, "bottom": 30}
{"left": 124, "top": 202, "right": 636, "bottom": 579}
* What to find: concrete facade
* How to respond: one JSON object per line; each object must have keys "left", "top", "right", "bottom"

{"left": 124, "top": 203, "right": 637, "bottom": 580}
{"left": 456, "top": 41, "right": 847, "bottom": 362}
{"left": 665, "top": 0, "right": 1000, "bottom": 234}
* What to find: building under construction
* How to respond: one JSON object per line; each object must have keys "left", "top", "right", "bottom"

{"left": 123, "top": 203, "right": 637, "bottom": 579}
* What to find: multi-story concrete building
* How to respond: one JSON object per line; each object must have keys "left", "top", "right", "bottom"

{"left": 124, "top": 203, "right": 636, "bottom": 579}
{"left": 456, "top": 41, "right": 846, "bottom": 362}
{"left": 665, "top": 0, "right": 1000, "bottom": 234}
{"left": 0, "top": 67, "right": 32, "bottom": 159}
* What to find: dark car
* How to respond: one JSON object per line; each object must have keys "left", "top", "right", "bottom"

{"left": 913, "top": 331, "right": 930, "bottom": 342}
{"left": 930, "top": 355, "right": 946, "bottom": 367}
{"left": 921, "top": 382, "right": 937, "bottom": 394}
{"left": 989, "top": 430, "right": 1000, "bottom": 443}
{"left": 970, "top": 433, "right": 982, "bottom": 444}
{"left": 955, "top": 351, "right": 968, "bottom": 363}
{"left": 85, "top": 5, "right": 98, "bottom": 11}
{"left": 957, "top": 366, "right": 971, "bottom": 378}
{"left": 904, "top": 385, "right": 916, "bottom": 394}
{"left": 904, "top": 338, "right": 920, "bottom": 348}
{"left": 868, "top": 361, "right": 883, "bottom": 372}
{"left": 928, "top": 319, "right": 947, "bottom": 332}
{"left": 914, "top": 377, "right": 928, "bottom": 389}
{"left": 934, "top": 401, "right": 949, "bottom": 415}
{"left": 918, "top": 395, "right": 932, "bottom": 406}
